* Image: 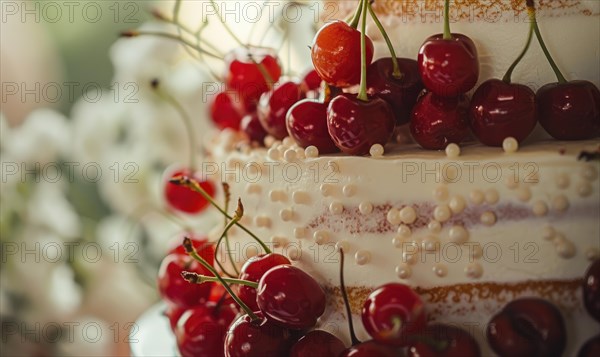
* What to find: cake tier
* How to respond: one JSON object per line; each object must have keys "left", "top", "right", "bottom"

{"left": 205, "top": 133, "right": 600, "bottom": 354}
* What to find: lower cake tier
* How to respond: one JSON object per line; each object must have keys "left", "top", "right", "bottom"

{"left": 205, "top": 134, "right": 600, "bottom": 354}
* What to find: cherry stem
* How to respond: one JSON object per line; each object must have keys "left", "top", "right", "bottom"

{"left": 214, "top": 198, "right": 242, "bottom": 277}
{"left": 443, "top": 0, "right": 452, "bottom": 40}
{"left": 339, "top": 248, "right": 361, "bottom": 346}
{"left": 120, "top": 30, "right": 223, "bottom": 60}
{"left": 348, "top": 0, "right": 364, "bottom": 29}
{"left": 221, "top": 183, "right": 239, "bottom": 276}
{"left": 183, "top": 238, "right": 259, "bottom": 321}
{"left": 151, "top": 79, "right": 197, "bottom": 171}
{"left": 502, "top": 11, "right": 534, "bottom": 83}
{"left": 357, "top": 0, "right": 369, "bottom": 102}
{"left": 170, "top": 176, "right": 272, "bottom": 254}
{"left": 182, "top": 272, "right": 258, "bottom": 289}
{"left": 367, "top": 1, "right": 402, "bottom": 79}
{"left": 529, "top": 5, "right": 568, "bottom": 83}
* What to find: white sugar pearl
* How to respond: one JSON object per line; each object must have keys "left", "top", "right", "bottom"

{"left": 485, "top": 189, "right": 499, "bottom": 205}
{"left": 445, "top": 143, "right": 461, "bottom": 158}
{"left": 555, "top": 174, "right": 570, "bottom": 189}
{"left": 399, "top": 206, "right": 417, "bottom": 224}
{"left": 502, "top": 137, "right": 519, "bottom": 153}
{"left": 449, "top": 195, "right": 466, "bottom": 214}
{"left": 313, "top": 230, "right": 330, "bottom": 245}
{"left": 433, "top": 263, "right": 448, "bottom": 277}
{"left": 395, "top": 264, "right": 412, "bottom": 279}
{"left": 542, "top": 226, "right": 555, "bottom": 241}
{"left": 421, "top": 236, "right": 439, "bottom": 252}
{"left": 581, "top": 165, "right": 599, "bottom": 181}
{"left": 264, "top": 135, "right": 276, "bottom": 147}
{"left": 359, "top": 202, "right": 373, "bottom": 215}
{"left": 282, "top": 136, "right": 295, "bottom": 147}
{"left": 329, "top": 201, "right": 344, "bottom": 214}
{"left": 392, "top": 236, "right": 404, "bottom": 248}
{"left": 433, "top": 185, "right": 449, "bottom": 201}
{"left": 287, "top": 246, "right": 301, "bottom": 261}
{"left": 294, "top": 227, "right": 306, "bottom": 239}
{"left": 433, "top": 204, "right": 451, "bottom": 222}
{"left": 517, "top": 187, "right": 532, "bottom": 202}
{"left": 295, "top": 147, "right": 306, "bottom": 160}
{"left": 403, "top": 251, "right": 418, "bottom": 265}
{"left": 305, "top": 146, "right": 319, "bottom": 158}
{"left": 280, "top": 209, "right": 293, "bottom": 221}
{"left": 342, "top": 184, "right": 356, "bottom": 197}
{"left": 284, "top": 149, "right": 297, "bottom": 162}
{"left": 470, "top": 190, "right": 484, "bottom": 205}
{"left": 480, "top": 211, "right": 497, "bottom": 226}
{"left": 448, "top": 225, "right": 469, "bottom": 244}
{"left": 292, "top": 191, "right": 310, "bottom": 205}
{"left": 336, "top": 240, "right": 350, "bottom": 253}
{"left": 270, "top": 236, "right": 287, "bottom": 248}
{"left": 387, "top": 208, "right": 401, "bottom": 225}
{"left": 532, "top": 201, "right": 548, "bottom": 216}
{"left": 577, "top": 182, "right": 593, "bottom": 197}
{"left": 267, "top": 147, "right": 280, "bottom": 160}
{"left": 369, "top": 144, "right": 384, "bottom": 157}
{"left": 552, "top": 195, "right": 570, "bottom": 212}
{"left": 397, "top": 225, "right": 411, "bottom": 237}
{"left": 269, "top": 190, "right": 286, "bottom": 202}
{"left": 427, "top": 220, "right": 442, "bottom": 233}
{"left": 355, "top": 250, "right": 371, "bottom": 265}
{"left": 556, "top": 239, "right": 576, "bottom": 259}
{"left": 320, "top": 183, "right": 334, "bottom": 196}
{"left": 465, "top": 263, "right": 483, "bottom": 279}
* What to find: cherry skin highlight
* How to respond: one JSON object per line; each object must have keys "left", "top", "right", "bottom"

{"left": 164, "top": 169, "right": 215, "bottom": 214}
{"left": 327, "top": 94, "right": 395, "bottom": 156}
{"left": 367, "top": 57, "right": 424, "bottom": 125}
{"left": 157, "top": 253, "right": 214, "bottom": 308}
{"left": 257, "top": 81, "right": 305, "bottom": 140}
{"left": 224, "top": 312, "right": 294, "bottom": 357}
{"left": 407, "top": 323, "right": 481, "bottom": 357}
{"left": 256, "top": 265, "right": 326, "bottom": 330}
{"left": 361, "top": 283, "right": 427, "bottom": 346}
{"left": 486, "top": 298, "right": 566, "bottom": 357}
{"left": 237, "top": 253, "right": 291, "bottom": 312}
{"left": 418, "top": 33, "right": 479, "bottom": 97}
{"left": 537, "top": 80, "right": 600, "bottom": 140}
{"left": 469, "top": 79, "right": 537, "bottom": 147}
{"left": 410, "top": 92, "right": 470, "bottom": 150}
{"left": 286, "top": 99, "right": 339, "bottom": 153}
{"left": 311, "top": 20, "right": 374, "bottom": 88}
{"left": 289, "top": 330, "right": 346, "bottom": 357}
{"left": 583, "top": 259, "right": 600, "bottom": 322}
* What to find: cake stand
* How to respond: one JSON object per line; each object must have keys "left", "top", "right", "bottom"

{"left": 130, "top": 302, "right": 180, "bottom": 357}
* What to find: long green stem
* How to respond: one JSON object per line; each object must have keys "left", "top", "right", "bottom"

{"left": 170, "top": 176, "right": 272, "bottom": 254}
{"left": 348, "top": 0, "right": 364, "bottom": 29}
{"left": 443, "top": 0, "right": 451, "bottom": 40}
{"left": 121, "top": 31, "right": 222, "bottom": 60}
{"left": 339, "top": 248, "right": 360, "bottom": 345}
{"left": 221, "top": 183, "right": 240, "bottom": 277}
{"left": 503, "top": 14, "right": 534, "bottom": 83}
{"left": 214, "top": 208, "right": 240, "bottom": 278}
{"left": 357, "top": 0, "right": 369, "bottom": 102}
{"left": 183, "top": 237, "right": 258, "bottom": 320}
{"left": 367, "top": 1, "right": 402, "bottom": 79}
{"left": 529, "top": 7, "right": 567, "bottom": 83}
{"left": 182, "top": 272, "right": 258, "bottom": 289}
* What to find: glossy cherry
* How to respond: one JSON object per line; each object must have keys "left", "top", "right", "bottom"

{"left": 327, "top": 94, "right": 395, "bottom": 155}
{"left": 367, "top": 57, "right": 423, "bottom": 125}
{"left": 361, "top": 283, "right": 427, "bottom": 346}
{"left": 311, "top": 20, "right": 374, "bottom": 88}
{"left": 224, "top": 46, "right": 282, "bottom": 111}
{"left": 339, "top": 340, "right": 400, "bottom": 357}
{"left": 578, "top": 334, "right": 600, "bottom": 357}
{"left": 300, "top": 69, "right": 322, "bottom": 94}
{"left": 469, "top": 79, "right": 537, "bottom": 147}
{"left": 165, "top": 305, "right": 186, "bottom": 331}
{"left": 286, "top": 99, "right": 338, "bottom": 153}
{"left": 486, "top": 298, "right": 566, "bottom": 357}
{"left": 410, "top": 92, "right": 470, "bottom": 150}
{"left": 583, "top": 259, "right": 600, "bottom": 322}
{"left": 237, "top": 253, "right": 291, "bottom": 312}
{"left": 175, "top": 301, "right": 238, "bottom": 357}
{"left": 407, "top": 323, "right": 481, "bottom": 357}
{"left": 168, "top": 235, "right": 214, "bottom": 264}
{"left": 240, "top": 112, "right": 268, "bottom": 145}
{"left": 224, "top": 312, "right": 294, "bottom": 357}
{"left": 537, "top": 80, "right": 600, "bottom": 140}
{"left": 418, "top": 33, "right": 479, "bottom": 97}
{"left": 208, "top": 90, "right": 247, "bottom": 130}
{"left": 157, "top": 253, "right": 214, "bottom": 308}
{"left": 257, "top": 81, "right": 304, "bottom": 139}
{"left": 289, "top": 330, "right": 346, "bottom": 357}
{"left": 257, "top": 265, "right": 326, "bottom": 329}
{"left": 164, "top": 169, "right": 215, "bottom": 214}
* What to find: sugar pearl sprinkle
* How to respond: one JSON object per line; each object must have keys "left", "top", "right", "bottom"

{"left": 449, "top": 195, "right": 466, "bottom": 214}
{"left": 428, "top": 220, "right": 442, "bottom": 233}
{"left": 485, "top": 189, "right": 499, "bottom": 205}
{"left": 329, "top": 201, "right": 344, "bottom": 215}
{"left": 283, "top": 149, "right": 297, "bottom": 162}
{"left": 305, "top": 146, "right": 319, "bottom": 158}
{"left": 581, "top": 165, "right": 599, "bottom": 181}
{"left": 465, "top": 262, "right": 483, "bottom": 279}
{"left": 448, "top": 225, "right": 469, "bottom": 244}
{"left": 335, "top": 240, "right": 350, "bottom": 253}
{"left": 480, "top": 211, "right": 497, "bottom": 226}
{"left": 355, "top": 250, "right": 371, "bottom": 265}
{"left": 517, "top": 187, "right": 532, "bottom": 202}
{"left": 392, "top": 236, "right": 403, "bottom": 248}
{"left": 279, "top": 208, "right": 293, "bottom": 221}
{"left": 397, "top": 225, "right": 412, "bottom": 237}
{"left": 542, "top": 226, "right": 556, "bottom": 241}
{"left": 295, "top": 147, "right": 306, "bottom": 160}
{"left": 552, "top": 195, "right": 570, "bottom": 212}
{"left": 294, "top": 227, "right": 306, "bottom": 239}
{"left": 269, "top": 190, "right": 286, "bottom": 202}
{"left": 267, "top": 147, "right": 280, "bottom": 160}
{"left": 395, "top": 264, "right": 412, "bottom": 279}
{"left": 399, "top": 206, "right": 417, "bottom": 224}
{"left": 320, "top": 183, "right": 334, "bottom": 197}
{"left": 445, "top": 143, "right": 461, "bottom": 158}
{"left": 342, "top": 184, "right": 357, "bottom": 197}
{"left": 422, "top": 236, "right": 439, "bottom": 252}
{"left": 556, "top": 239, "right": 576, "bottom": 259}
{"left": 532, "top": 201, "right": 548, "bottom": 216}
{"left": 359, "top": 202, "right": 373, "bottom": 215}
{"left": 577, "top": 182, "right": 593, "bottom": 197}
{"left": 270, "top": 236, "right": 287, "bottom": 248}
{"left": 369, "top": 144, "right": 384, "bottom": 157}
{"left": 555, "top": 173, "right": 570, "bottom": 189}
{"left": 313, "top": 230, "right": 330, "bottom": 245}
{"left": 403, "top": 250, "right": 418, "bottom": 265}
{"left": 433, "top": 263, "right": 448, "bottom": 277}
{"left": 502, "top": 137, "right": 519, "bottom": 153}
{"left": 433, "top": 204, "right": 451, "bottom": 222}
{"left": 292, "top": 191, "right": 310, "bottom": 205}
{"left": 470, "top": 190, "right": 484, "bottom": 205}
{"left": 433, "top": 185, "right": 449, "bottom": 201}
{"left": 387, "top": 208, "right": 402, "bottom": 225}
{"left": 287, "top": 246, "right": 301, "bottom": 261}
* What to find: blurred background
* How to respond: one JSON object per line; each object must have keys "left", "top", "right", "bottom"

{"left": 1, "top": 0, "right": 316, "bottom": 355}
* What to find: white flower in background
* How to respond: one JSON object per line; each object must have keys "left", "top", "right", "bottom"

{"left": 27, "top": 180, "right": 81, "bottom": 240}
{"left": 57, "top": 316, "right": 113, "bottom": 357}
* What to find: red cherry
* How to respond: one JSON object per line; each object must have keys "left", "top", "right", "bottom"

{"left": 157, "top": 253, "right": 214, "bottom": 308}
{"left": 301, "top": 69, "right": 322, "bottom": 94}
{"left": 164, "top": 169, "right": 215, "bottom": 214}
{"left": 407, "top": 323, "right": 481, "bottom": 357}
{"left": 257, "top": 81, "right": 305, "bottom": 140}
{"left": 537, "top": 80, "right": 600, "bottom": 140}
{"left": 241, "top": 112, "right": 268, "bottom": 145}
{"left": 165, "top": 305, "right": 186, "bottom": 331}
{"left": 238, "top": 253, "right": 291, "bottom": 312}
{"left": 410, "top": 92, "right": 469, "bottom": 150}
{"left": 257, "top": 265, "right": 326, "bottom": 330}
{"left": 367, "top": 57, "right": 424, "bottom": 125}
{"left": 311, "top": 20, "right": 374, "bottom": 88}
{"left": 286, "top": 99, "right": 339, "bottom": 153}
{"left": 327, "top": 94, "right": 395, "bottom": 155}
{"left": 339, "top": 340, "right": 400, "bottom": 357}
{"left": 175, "top": 301, "right": 238, "bottom": 357}
{"left": 224, "top": 312, "right": 294, "bottom": 357}
{"left": 289, "top": 330, "right": 346, "bottom": 357}
{"left": 225, "top": 46, "right": 282, "bottom": 111}
{"left": 208, "top": 90, "right": 247, "bottom": 130}
{"left": 167, "top": 235, "right": 214, "bottom": 265}
{"left": 418, "top": 33, "right": 479, "bottom": 97}
{"left": 583, "top": 259, "right": 600, "bottom": 322}
{"left": 486, "top": 298, "right": 566, "bottom": 357}
{"left": 361, "top": 283, "right": 427, "bottom": 346}
{"left": 469, "top": 79, "right": 537, "bottom": 147}
{"left": 579, "top": 334, "right": 600, "bottom": 357}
